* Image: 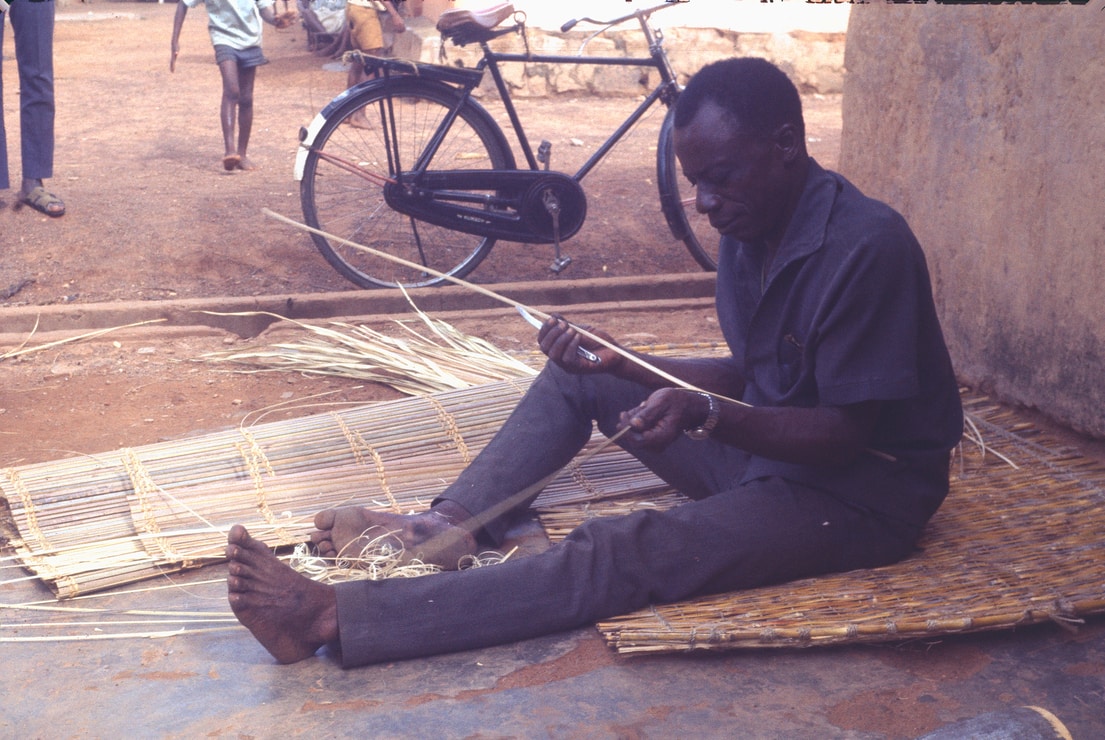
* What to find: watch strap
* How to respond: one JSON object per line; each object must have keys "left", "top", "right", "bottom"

{"left": 685, "top": 392, "right": 719, "bottom": 440}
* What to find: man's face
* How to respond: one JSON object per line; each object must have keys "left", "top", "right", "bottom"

{"left": 674, "top": 101, "right": 789, "bottom": 244}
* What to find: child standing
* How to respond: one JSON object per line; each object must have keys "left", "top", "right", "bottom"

{"left": 170, "top": 0, "right": 295, "bottom": 171}
{"left": 345, "top": 0, "right": 405, "bottom": 127}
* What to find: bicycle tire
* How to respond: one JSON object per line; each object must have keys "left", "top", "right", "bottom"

{"left": 657, "top": 106, "right": 718, "bottom": 272}
{"left": 300, "top": 77, "right": 515, "bottom": 289}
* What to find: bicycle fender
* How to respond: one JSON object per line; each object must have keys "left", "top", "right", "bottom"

{"left": 293, "top": 111, "right": 328, "bottom": 182}
{"left": 294, "top": 77, "right": 491, "bottom": 182}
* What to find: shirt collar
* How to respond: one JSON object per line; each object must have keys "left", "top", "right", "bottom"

{"left": 763, "top": 158, "right": 838, "bottom": 281}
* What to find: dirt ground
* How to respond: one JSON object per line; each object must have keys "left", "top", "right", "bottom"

{"left": 0, "top": 1, "right": 841, "bottom": 466}
{"left": 0, "top": 1, "right": 843, "bottom": 305}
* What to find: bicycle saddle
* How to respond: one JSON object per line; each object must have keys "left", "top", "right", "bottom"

{"left": 437, "top": 3, "right": 516, "bottom": 44}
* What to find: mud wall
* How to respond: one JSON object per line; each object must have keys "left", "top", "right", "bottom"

{"left": 841, "top": 5, "right": 1105, "bottom": 437}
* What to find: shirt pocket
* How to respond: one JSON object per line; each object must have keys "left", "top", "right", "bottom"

{"left": 774, "top": 332, "right": 806, "bottom": 394}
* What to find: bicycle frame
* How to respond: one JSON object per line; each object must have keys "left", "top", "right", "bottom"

{"left": 419, "top": 2, "right": 684, "bottom": 182}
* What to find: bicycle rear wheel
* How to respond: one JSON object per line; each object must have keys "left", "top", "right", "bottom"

{"left": 300, "top": 77, "right": 514, "bottom": 288}
{"left": 657, "top": 107, "right": 719, "bottom": 272}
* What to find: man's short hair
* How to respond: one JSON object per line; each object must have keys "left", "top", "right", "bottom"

{"left": 674, "top": 57, "right": 805, "bottom": 141}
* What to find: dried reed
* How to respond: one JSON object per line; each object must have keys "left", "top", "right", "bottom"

{"left": 261, "top": 208, "right": 748, "bottom": 407}
{"left": 199, "top": 285, "right": 538, "bottom": 393}
{"left": 287, "top": 535, "right": 517, "bottom": 584}
{"left": 1, "top": 319, "right": 167, "bottom": 361}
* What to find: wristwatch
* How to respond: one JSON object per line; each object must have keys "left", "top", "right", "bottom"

{"left": 684, "top": 392, "right": 720, "bottom": 440}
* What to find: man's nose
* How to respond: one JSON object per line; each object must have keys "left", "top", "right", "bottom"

{"left": 695, "top": 186, "right": 720, "bottom": 214}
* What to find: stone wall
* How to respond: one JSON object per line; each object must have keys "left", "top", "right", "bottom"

{"left": 393, "top": 17, "right": 845, "bottom": 97}
{"left": 841, "top": 5, "right": 1105, "bottom": 437}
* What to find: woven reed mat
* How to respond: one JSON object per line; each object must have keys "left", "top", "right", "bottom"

{"left": 535, "top": 393, "right": 1105, "bottom": 655}
{"left": 0, "top": 377, "right": 673, "bottom": 599}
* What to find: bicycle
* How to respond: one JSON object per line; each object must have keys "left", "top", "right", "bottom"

{"left": 294, "top": 0, "right": 714, "bottom": 289}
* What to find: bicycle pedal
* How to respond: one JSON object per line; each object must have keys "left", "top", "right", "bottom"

{"left": 537, "top": 140, "right": 552, "bottom": 170}
{"left": 549, "top": 255, "right": 572, "bottom": 273}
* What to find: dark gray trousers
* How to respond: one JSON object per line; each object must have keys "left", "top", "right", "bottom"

{"left": 334, "top": 365, "right": 926, "bottom": 667}
{"left": 1, "top": 0, "right": 56, "bottom": 190}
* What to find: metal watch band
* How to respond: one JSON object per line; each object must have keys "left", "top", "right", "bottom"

{"left": 684, "top": 392, "right": 719, "bottom": 440}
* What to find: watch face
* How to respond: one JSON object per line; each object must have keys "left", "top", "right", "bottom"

{"left": 685, "top": 427, "right": 709, "bottom": 441}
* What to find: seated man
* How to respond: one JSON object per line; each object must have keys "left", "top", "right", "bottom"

{"left": 225, "top": 57, "right": 964, "bottom": 667}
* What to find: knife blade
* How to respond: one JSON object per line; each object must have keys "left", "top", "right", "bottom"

{"left": 516, "top": 306, "right": 601, "bottom": 363}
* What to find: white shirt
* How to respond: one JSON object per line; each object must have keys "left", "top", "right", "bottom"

{"left": 184, "top": 0, "right": 275, "bottom": 50}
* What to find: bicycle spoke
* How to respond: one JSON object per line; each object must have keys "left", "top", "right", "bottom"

{"left": 409, "top": 216, "right": 432, "bottom": 276}
{"left": 300, "top": 78, "right": 510, "bottom": 288}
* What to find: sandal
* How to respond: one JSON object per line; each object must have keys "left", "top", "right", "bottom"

{"left": 20, "top": 185, "right": 66, "bottom": 217}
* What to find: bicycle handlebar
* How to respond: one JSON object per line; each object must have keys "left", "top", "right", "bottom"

{"left": 559, "top": 0, "right": 687, "bottom": 34}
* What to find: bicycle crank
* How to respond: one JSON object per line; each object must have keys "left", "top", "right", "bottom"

{"left": 383, "top": 170, "right": 587, "bottom": 245}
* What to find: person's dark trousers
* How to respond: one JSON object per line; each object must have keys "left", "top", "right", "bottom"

{"left": 332, "top": 364, "right": 924, "bottom": 667}
{"left": 0, "top": 0, "right": 56, "bottom": 190}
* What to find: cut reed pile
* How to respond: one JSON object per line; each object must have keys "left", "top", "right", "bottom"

{"left": 198, "top": 307, "right": 539, "bottom": 394}
{"left": 587, "top": 394, "right": 1105, "bottom": 654}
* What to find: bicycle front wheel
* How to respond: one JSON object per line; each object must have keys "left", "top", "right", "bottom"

{"left": 300, "top": 78, "right": 514, "bottom": 288}
{"left": 657, "top": 106, "right": 719, "bottom": 272}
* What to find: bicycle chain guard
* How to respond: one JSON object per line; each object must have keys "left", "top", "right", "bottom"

{"left": 383, "top": 170, "right": 587, "bottom": 245}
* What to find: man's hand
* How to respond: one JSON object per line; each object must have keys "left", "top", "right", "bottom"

{"left": 537, "top": 315, "right": 623, "bottom": 374}
{"left": 618, "top": 388, "right": 711, "bottom": 450}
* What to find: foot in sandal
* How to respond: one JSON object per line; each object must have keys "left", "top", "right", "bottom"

{"left": 18, "top": 180, "right": 65, "bottom": 217}
{"left": 311, "top": 502, "right": 478, "bottom": 570}
{"left": 226, "top": 524, "right": 338, "bottom": 663}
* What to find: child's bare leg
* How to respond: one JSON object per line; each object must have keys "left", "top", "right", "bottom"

{"left": 218, "top": 59, "right": 242, "bottom": 170}
{"left": 235, "top": 66, "right": 258, "bottom": 170}
{"left": 346, "top": 50, "right": 383, "bottom": 128}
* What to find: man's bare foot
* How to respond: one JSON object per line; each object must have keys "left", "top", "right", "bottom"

{"left": 311, "top": 506, "right": 478, "bottom": 570}
{"left": 226, "top": 524, "right": 339, "bottom": 664}
{"left": 222, "top": 153, "right": 241, "bottom": 171}
{"left": 236, "top": 156, "right": 258, "bottom": 171}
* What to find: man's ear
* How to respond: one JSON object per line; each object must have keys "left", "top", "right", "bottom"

{"left": 772, "top": 123, "right": 803, "bottom": 165}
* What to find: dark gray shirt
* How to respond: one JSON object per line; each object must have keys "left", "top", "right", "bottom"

{"left": 715, "top": 160, "right": 963, "bottom": 527}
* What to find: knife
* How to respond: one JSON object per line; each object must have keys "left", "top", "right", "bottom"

{"left": 516, "top": 306, "right": 601, "bottom": 363}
